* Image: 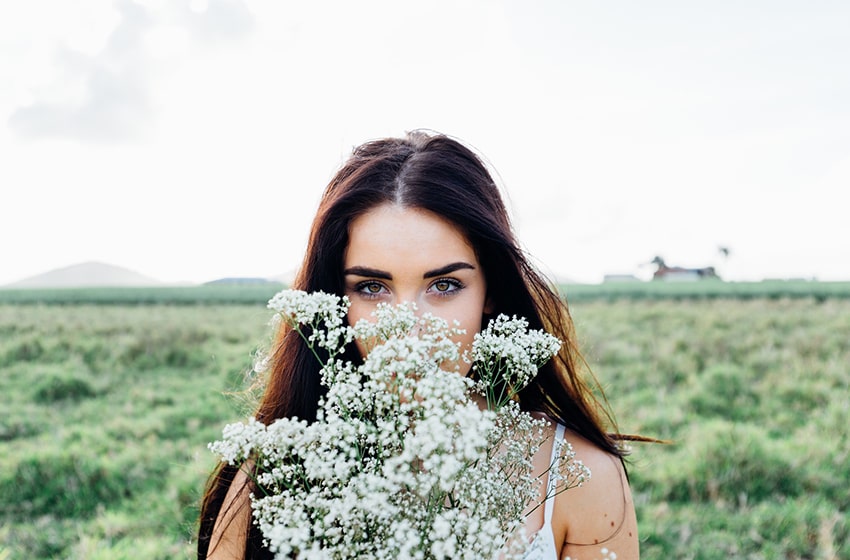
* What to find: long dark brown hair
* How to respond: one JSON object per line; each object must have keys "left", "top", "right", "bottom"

{"left": 198, "top": 131, "right": 628, "bottom": 559}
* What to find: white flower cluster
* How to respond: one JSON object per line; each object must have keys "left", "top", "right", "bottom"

{"left": 267, "top": 290, "right": 353, "bottom": 358}
{"left": 210, "top": 290, "right": 587, "bottom": 560}
{"left": 471, "top": 314, "right": 562, "bottom": 407}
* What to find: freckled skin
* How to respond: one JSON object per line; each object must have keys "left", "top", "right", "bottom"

{"left": 343, "top": 204, "right": 491, "bottom": 372}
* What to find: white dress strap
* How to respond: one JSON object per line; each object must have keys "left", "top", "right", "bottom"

{"left": 543, "top": 423, "right": 566, "bottom": 524}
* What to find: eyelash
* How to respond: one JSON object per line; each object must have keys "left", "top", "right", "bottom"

{"left": 353, "top": 278, "right": 465, "bottom": 299}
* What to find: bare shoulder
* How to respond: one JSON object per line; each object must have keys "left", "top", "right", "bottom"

{"left": 207, "top": 463, "right": 253, "bottom": 560}
{"left": 555, "top": 430, "right": 639, "bottom": 560}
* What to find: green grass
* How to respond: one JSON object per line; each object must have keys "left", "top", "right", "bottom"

{"left": 2, "top": 279, "right": 850, "bottom": 305}
{"left": 562, "top": 279, "right": 850, "bottom": 302}
{"left": 0, "top": 283, "right": 286, "bottom": 305}
{"left": 1, "top": 290, "right": 848, "bottom": 558}
{"left": 0, "top": 304, "right": 271, "bottom": 559}
{"left": 572, "top": 298, "right": 850, "bottom": 558}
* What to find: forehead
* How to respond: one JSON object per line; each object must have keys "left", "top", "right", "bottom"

{"left": 344, "top": 204, "right": 478, "bottom": 268}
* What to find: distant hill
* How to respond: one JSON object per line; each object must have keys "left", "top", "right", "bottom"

{"left": 267, "top": 269, "right": 297, "bottom": 285}
{"left": 6, "top": 261, "right": 163, "bottom": 288}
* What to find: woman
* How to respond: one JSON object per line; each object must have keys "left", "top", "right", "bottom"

{"left": 198, "top": 131, "right": 640, "bottom": 559}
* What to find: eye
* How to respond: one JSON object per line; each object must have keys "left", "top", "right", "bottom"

{"left": 429, "top": 278, "right": 464, "bottom": 296}
{"left": 355, "top": 281, "right": 388, "bottom": 299}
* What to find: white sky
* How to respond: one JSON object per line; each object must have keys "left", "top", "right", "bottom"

{"left": 2, "top": 0, "right": 849, "bottom": 285}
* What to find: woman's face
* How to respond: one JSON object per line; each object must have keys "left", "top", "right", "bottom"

{"left": 343, "top": 203, "right": 491, "bottom": 374}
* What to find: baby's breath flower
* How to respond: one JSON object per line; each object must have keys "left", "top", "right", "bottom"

{"left": 209, "top": 291, "right": 587, "bottom": 560}
{"left": 267, "top": 290, "right": 347, "bottom": 325}
{"left": 472, "top": 314, "right": 561, "bottom": 407}
{"left": 267, "top": 290, "right": 353, "bottom": 356}
{"left": 252, "top": 351, "right": 271, "bottom": 375}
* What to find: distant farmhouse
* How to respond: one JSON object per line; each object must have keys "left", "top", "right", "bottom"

{"left": 651, "top": 256, "right": 719, "bottom": 281}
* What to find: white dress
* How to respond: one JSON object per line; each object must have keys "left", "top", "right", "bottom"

{"left": 523, "top": 423, "right": 566, "bottom": 560}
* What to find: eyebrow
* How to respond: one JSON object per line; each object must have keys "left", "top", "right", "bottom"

{"left": 423, "top": 262, "right": 475, "bottom": 278}
{"left": 343, "top": 262, "right": 475, "bottom": 280}
{"left": 344, "top": 266, "right": 392, "bottom": 280}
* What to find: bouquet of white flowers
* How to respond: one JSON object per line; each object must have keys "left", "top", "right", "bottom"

{"left": 210, "top": 290, "right": 591, "bottom": 560}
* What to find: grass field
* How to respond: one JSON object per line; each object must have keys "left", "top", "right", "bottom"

{"left": 0, "top": 285, "right": 848, "bottom": 558}
{"left": 1, "top": 279, "right": 849, "bottom": 305}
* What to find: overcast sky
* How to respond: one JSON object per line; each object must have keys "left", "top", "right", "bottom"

{"left": 2, "top": 0, "right": 849, "bottom": 286}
